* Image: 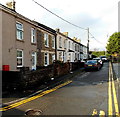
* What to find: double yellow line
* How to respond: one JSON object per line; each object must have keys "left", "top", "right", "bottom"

{"left": 0, "top": 80, "right": 72, "bottom": 111}
{"left": 108, "top": 62, "right": 119, "bottom": 116}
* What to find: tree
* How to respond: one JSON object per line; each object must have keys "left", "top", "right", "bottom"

{"left": 92, "top": 51, "right": 105, "bottom": 57}
{"left": 106, "top": 32, "right": 120, "bottom": 55}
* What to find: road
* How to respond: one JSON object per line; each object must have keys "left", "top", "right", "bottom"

{"left": 2, "top": 62, "right": 120, "bottom": 116}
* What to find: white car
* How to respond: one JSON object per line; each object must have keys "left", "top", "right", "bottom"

{"left": 100, "top": 56, "right": 108, "bottom": 62}
{"left": 93, "top": 58, "right": 103, "bottom": 65}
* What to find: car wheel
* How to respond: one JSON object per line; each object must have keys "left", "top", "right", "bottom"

{"left": 97, "top": 67, "right": 100, "bottom": 71}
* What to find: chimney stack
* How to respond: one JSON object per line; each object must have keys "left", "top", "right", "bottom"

{"left": 6, "top": 0, "right": 16, "bottom": 11}
{"left": 56, "top": 28, "right": 60, "bottom": 32}
{"left": 63, "top": 32, "right": 68, "bottom": 36}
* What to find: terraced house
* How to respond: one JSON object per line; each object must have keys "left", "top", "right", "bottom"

{"left": 36, "top": 22, "right": 56, "bottom": 67}
{"left": 56, "top": 29, "right": 87, "bottom": 62}
{"left": 1, "top": 3, "right": 56, "bottom": 71}
{"left": 1, "top": 3, "right": 38, "bottom": 71}
{"left": 1, "top": 2, "right": 88, "bottom": 72}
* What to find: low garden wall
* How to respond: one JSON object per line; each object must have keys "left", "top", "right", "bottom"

{"left": 2, "top": 61, "right": 84, "bottom": 91}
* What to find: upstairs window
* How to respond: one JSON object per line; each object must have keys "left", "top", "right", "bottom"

{"left": 59, "top": 37, "right": 62, "bottom": 48}
{"left": 72, "top": 42, "right": 74, "bottom": 50}
{"left": 64, "top": 39, "right": 67, "bottom": 49}
{"left": 75, "top": 44, "right": 77, "bottom": 51}
{"left": 16, "top": 22, "right": 23, "bottom": 40}
{"left": 44, "top": 33, "right": 49, "bottom": 47}
{"left": 31, "top": 28, "right": 36, "bottom": 43}
{"left": 52, "top": 36, "right": 55, "bottom": 48}
{"left": 69, "top": 41, "right": 70, "bottom": 49}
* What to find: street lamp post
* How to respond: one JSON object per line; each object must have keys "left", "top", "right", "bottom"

{"left": 87, "top": 28, "right": 89, "bottom": 59}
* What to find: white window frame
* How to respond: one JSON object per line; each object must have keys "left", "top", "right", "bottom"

{"left": 59, "top": 52, "right": 63, "bottom": 61}
{"left": 31, "top": 52, "right": 37, "bottom": 70}
{"left": 44, "top": 53, "right": 49, "bottom": 66}
{"left": 44, "top": 33, "right": 49, "bottom": 47}
{"left": 52, "top": 36, "right": 55, "bottom": 48}
{"left": 31, "top": 28, "right": 36, "bottom": 43}
{"left": 59, "top": 36, "right": 62, "bottom": 48}
{"left": 72, "top": 42, "right": 74, "bottom": 50}
{"left": 17, "top": 49, "right": 23, "bottom": 67}
{"left": 16, "top": 22, "right": 23, "bottom": 40}
{"left": 52, "top": 54, "right": 55, "bottom": 62}
{"left": 69, "top": 41, "right": 70, "bottom": 49}
{"left": 64, "top": 39, "right": 67, "bottom": 49}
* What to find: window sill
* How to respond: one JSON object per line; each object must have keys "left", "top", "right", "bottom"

{"left": 31, "top": 43, "right": 37, "bottom": 45}
{"left": 52, "top": 47, "right": 55, "bottom": 49}
{"left": 16, "top": 39, "right": 24, "bottom": 42}
{"left": 45, "top": 46, "right": 49, "bottom": 48}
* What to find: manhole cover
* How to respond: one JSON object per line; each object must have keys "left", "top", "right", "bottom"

{"left": 25, "top": 109, "right": 42, "bottom": 115}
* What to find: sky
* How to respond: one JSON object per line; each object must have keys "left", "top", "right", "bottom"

{"left": 0, "top": 0, "right": 119, "bottom": 51}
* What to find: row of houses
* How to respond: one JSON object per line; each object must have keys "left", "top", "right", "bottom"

{"left": 0, "top": 3, "right": 88, "bottom": 71}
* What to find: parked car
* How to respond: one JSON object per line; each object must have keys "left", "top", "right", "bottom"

{"left": 84, "top": 60, "right": 101, "bottom": 71}
{"left": 93, "top": 57, "right": 103, "bottom": 66}
{"left": 100, "top": 56, "right": 108, "bottom": 62}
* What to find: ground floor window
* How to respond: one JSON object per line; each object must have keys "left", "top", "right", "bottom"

{"left": 17, "top": 49, "right": 23, "bottom": 67}
{"left": 52, "top": 54, "right": 55, "bottom": 62}
{"left": 59, "top": 52, "right": 63, "bottom": 61}
{"left": 68, "top": 53, "right": 71, "bottom": 61}
{"left": 44, "top": 53, "right": 49, "bottom": 66}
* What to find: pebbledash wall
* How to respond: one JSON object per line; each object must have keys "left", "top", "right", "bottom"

{"left": 1, "top": 3, "right": 88, "bottom": 72}
{"left": 0, "top": 7, "right": 2, "bottom": 71}
{"left": 1, "top": 4, "right": 56, "bottom": 71}
{"left": 1, "top": 4, "right": 38, "bottom": 71}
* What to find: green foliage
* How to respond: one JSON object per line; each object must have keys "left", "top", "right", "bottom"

{"left": 92, "top": 51, "right": 105, "bottom": 57}
{"left": 106, "top": 32, "right": 120, "bottom": 55}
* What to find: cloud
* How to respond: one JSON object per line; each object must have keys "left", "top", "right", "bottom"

{"left": 0, "top": 0, "right": 119, "bottom": 50}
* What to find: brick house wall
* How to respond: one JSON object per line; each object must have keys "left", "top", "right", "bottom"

{"left": 37, "top": 26, "right": 56, "bottom": 67}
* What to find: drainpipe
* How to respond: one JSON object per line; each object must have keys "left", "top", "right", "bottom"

{"left": 55, "top": 33, "right": 57, "bottom": 61}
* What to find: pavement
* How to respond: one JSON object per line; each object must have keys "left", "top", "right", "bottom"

{"left": 113, "top": 62, "right": 120, "bottom": 79}
{"left": 112, "top": 62, "right": 120, "bottom": 115}
{"left": 2, "top": 67, "right": 85, "bottom": 104}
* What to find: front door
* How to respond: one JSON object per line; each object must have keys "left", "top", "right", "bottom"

{"left": 32, "top": 52, "right": 36, "bottom": 70}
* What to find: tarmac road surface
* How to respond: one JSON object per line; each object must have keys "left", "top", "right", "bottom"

{"left": 2, "top": 62, "right": 120, "bottom": 116}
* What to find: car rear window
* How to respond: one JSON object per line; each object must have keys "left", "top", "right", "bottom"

{"left": 87, "top": 60, "right": 97, "bottom": 64}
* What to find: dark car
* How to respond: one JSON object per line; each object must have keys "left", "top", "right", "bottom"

{"left": 84, "top": 60, "right": 101, "bottom": 71}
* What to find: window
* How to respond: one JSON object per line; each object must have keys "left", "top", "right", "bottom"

{"left": 75, "top": 44, "right": 77, "bottom": 51}
{"left": 44, "top": 53, "right": 49, "bottom": 66}
{"left": 75, "top": 53, "right": 77, "bottom": 60}
{"left": 59, "top": 37, "right": 62, "bottom": 48}
{"left": 68, "top": 53, "right": 71, "bottom": 61}
{"left": 44, "top": 33, "right": 49, "bottom": 47}
{"left": 52, "top": 36, "right": 55, "bottom": 48}
{"left": 64, "top": 39, "right": 67, "bottom": 49}
{"left": 69, "top": 41, "right": 70, "bottom": 49}
{"left": 31, "top": 52, "right": 37, "bottom": 70}
{"left": 78, "top": 45, "right": 80, "bottom": 52}
{"left": 72, "top": 42, "right": 74, "bottom": 50}
{"left": 17, "top": 49, "right": 23, "bottom": 67}
{"left": 31, "top": 28, "right": 36, "bottom": 43}
{"left": 16, "top": 22, "right": 23, "bottom": 40}
{"left": 52, "top": 54, "right": 55, "bottom": 62}
{"left": 59, "top": 52, "right": 62, "bottom": 61}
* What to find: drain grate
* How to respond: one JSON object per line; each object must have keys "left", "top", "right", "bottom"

{"left": 25, "top": 109, "right": 42, "bottom": 115}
